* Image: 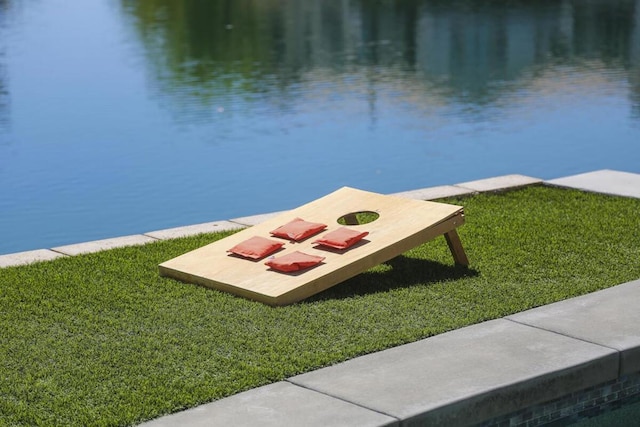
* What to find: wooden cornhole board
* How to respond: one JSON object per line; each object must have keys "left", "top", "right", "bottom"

{"left": 159, "top": 187, "right": 468, "bottom": 306}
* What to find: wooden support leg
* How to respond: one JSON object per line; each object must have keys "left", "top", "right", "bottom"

{"left": 343, "top": 213, "right": 359, "bottom": 225}
{"left": 444, "top": 229, "right": 469, "bottom": 266}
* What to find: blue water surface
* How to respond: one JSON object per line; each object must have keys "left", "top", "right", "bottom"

{"left": 0, "top": 0, "right": 639, "bottom": 255}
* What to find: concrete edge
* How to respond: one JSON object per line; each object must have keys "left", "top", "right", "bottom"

{"left": 0, "top": 249, "right": 67, "bottom": 268}
{"left": 506, "top": 278, "right": 640, "bottom": 376}
{"left": 391, "top": 185, "right": 476, "bottom": 200}
{"left": 138, "top": 381, "right": 399, "bottom": 427}
{"left": 414, "top": 341, "right": 619, "bottom": 426}
{"left": 287, "top": 317, "right": 621, "bottom": 426}
{"left": 456, "top": 174, "right": 544, "bottom": 192}
{"left": 545, "top": 169, "right": 640, "bottom": 199}
{"left": 229, "top": 210, "right": 289, "bottom": 226}
{"left": 51, "top": 234, "right": 159, "bottom": 256}
{"left": 144, "top": 220, "right": 245, "bottom": 240}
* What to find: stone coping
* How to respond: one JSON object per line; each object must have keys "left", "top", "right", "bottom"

{"left": 0, "top": 248, "right": 66, "bottom": 268}
{"left": 507, "top": 279, "right": 640, "bottom": 376}
{"left": 547, "top": 169, "right": 640, "bottom": 199}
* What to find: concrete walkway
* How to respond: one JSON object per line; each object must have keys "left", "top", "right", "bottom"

{"left": 2, "top": 169, "right": 640, "bottom": 426}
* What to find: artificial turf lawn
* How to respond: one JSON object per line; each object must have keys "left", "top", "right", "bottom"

{"left": 1, "top": 185, "right": 639, "bottom": 426}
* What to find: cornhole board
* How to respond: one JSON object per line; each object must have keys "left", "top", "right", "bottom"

{"left": 159, "top": 187, "right": 467, "bottom": 306}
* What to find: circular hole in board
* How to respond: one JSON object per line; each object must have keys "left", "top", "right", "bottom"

{"left": 337, "top": 211, "right": 380, "bottom": 225}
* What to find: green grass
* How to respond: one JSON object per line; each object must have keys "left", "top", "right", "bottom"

{"left": 1, "top": 186, "right": 639, "bottom": 426}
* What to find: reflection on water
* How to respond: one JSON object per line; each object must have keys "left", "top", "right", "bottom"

{"left": 121, "top": 0, "right": 640, "bottom": 119}
{"left": 0, "top": 0, "right": 10, "bottom": 132}
{"left": 0, "top": 0, "right": 638, "bottom": 255}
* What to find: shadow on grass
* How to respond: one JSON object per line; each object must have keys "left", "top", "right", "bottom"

{"left": 304, "top": 255, "right": 479, "bottom": 303}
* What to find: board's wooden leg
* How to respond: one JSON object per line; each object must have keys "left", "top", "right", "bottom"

{"left": 444, "top": 229, "right": 469, "bottom": 266}
{"left": 343, "top": 213, "right": 359, "bottom": 225}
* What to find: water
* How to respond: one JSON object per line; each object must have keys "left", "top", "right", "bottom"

{"left": 0, "top": 0, "right": 638, "bottom": 255}
{"left": 570, "top": 399, "right": 640, "bottom": 426}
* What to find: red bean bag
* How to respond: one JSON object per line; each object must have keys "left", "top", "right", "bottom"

{"left": 270, "top": 218, "right": 327, "bottom": 241}
{"left": 227, "top": 236, "right": 284, "bottom": 260}
{"left": 313, "top": 227, "right": 369, "bottom": 249}
{"left": 265, "top": 251, "right": 325, "bottom": 272}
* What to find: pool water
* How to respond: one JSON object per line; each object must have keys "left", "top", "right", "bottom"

{"left": 570, "top": 399, "right": 640, "bottom": 426}
{"left": 1, "top": 0, "right": 639, "bottom": 255}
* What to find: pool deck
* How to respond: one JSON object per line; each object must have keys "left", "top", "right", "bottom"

{"left": 2, "top": 169, "right": 640, "bottom": 426}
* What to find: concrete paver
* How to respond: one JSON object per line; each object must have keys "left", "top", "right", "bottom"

{"left": 145, "top": 220, "right": 244, "bottom": 240}
{"left": 547, "top": 169, "right": 640, "bottom": 198}
{"left": 52, "top": 234, "right": 158, "bottom": 256}
{"left": 139, "top": 381, "right": 398, "bottom": 427}
{"left": 456, "top": 174, "right": 542, "bottom": 192}
{"left": 290, "top": 318, "right": 617, "bottom": 426}
{"left": 230, "top": 211, "right": 288, "bottom": 226}
{"left": 391, "top": 185, "right": 474, "bottom": 201}
{"left": 0, "top": 249, "right": 66, "bottom": 267}
{"left": 508, "top": 279, "right": 640, "bottom": 375}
